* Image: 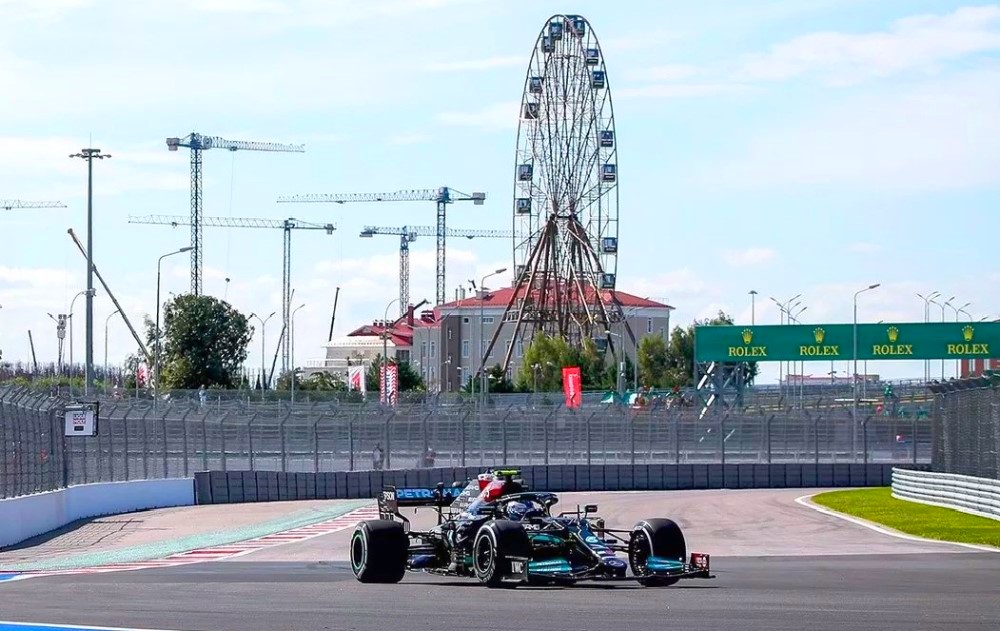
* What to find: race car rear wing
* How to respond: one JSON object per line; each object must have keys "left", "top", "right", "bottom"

{"left": 377, "top": 484, "right": 465, "bottom": 524}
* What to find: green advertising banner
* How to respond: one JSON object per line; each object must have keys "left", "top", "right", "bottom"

{"left": 694, "top": 322, "right": 1000, "bottom": 362}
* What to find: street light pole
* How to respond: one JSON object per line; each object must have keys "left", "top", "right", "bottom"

{"left": 852, "top": 283, "right": 880, "bottom": 461}
{"left": 478, "top": 268, "right": 507, "bottom": 404}
{"left": 290, "top": 303, "right": 305, "bottom": 402}
{"left": 929, "top": 296, "right": 954, "bottom": 380}
{"left": 155, "top": 246, "right": 192, "bottom": 404}
{"left": 249, "top": 311, "right": 277, "bottom": 391}
{"left": 748, "top": 290, "right": 758, "bottom": 325}
{"left": 104, "top": 308, "right": 120, "bottom": 394}
{"left": 70, "top": 147, "right": 111, "bottom": 395}
{"left": 916, "top": 291, "right": 940, "bottom": 382}
{"left": 382, "top": 298, "right": 400, "bottom": 403}
{"left": 67, "top": 289, "right": 87, "bottom": 373}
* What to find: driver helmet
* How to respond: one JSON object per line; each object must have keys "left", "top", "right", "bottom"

{"left": 505, "top": 501, "right": 531, "bottom": 521}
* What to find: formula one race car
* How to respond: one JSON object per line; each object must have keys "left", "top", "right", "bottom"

{"left": 349, "top": 468, "right": 714, "bottom": 587}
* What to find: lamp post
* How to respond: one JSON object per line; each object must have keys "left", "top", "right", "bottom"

{"left": 770, "top": 293, "right": 800, "bottom": 396}
{"left": 70, "top": 147, "right": 111, "bottom": 395}
{"left": 155, "top": 246, "right": 192, "bottom": 404}
{"left": 947, "top": 301, "right": 970, "bottom": 378}
{"left": 748, "top": 290, "right": 758, "bottom": 325}
{"left": 67, "top": 289, "right": 87, "bottom": 374}
{"left": 788, "top": 305, "right": 808, "bottom": 408}
{"left": 916, "top": 291, "right": 940, "bottom": 382}
{"left": 478, "top": 268, "right": 507, "bottom": 405}
{"left": 290, "top": 303, "right": 305, "bottom": 402}
{"left": 104, "top": 308, "right": 120, "bottom": 394}
{"left": 249, "top": 311, "right": 276, "bottom": 391}
{"left": 852, "top": 283, "right": 880, "bottom": 460}
{"left": 929, "top": 296, "right": 954, "bottom": 380}
{"left": 382, "top": 298, "right": 400, "bottom": 404}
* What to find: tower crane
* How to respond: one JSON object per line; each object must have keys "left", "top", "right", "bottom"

{"left": 277, "top": 187, "right": 486, "bottom": 306}
{"left": 166, "top": 132, "right": 305, "bottom": 296}
{"left": 360, "top": 224, "right": 513, "bottom": 316}
{"left": 1, "top": 199, "right": 66, "bottom": 210}
{"left": 128, "top": 214, "right": 334, "bottom": 375}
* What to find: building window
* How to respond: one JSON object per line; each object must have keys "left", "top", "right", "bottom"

{"left": 463, "top": 317, "right": 469, "bottom": 323}
{"left": 447, "top": 328, "right": 452, "bottom": 340}
{"left": 430, "top": 342, "right": 436, "bottom": 359}
{"left": 421, "top": 342, "right": 426, "bottom": 358}
{"left": 516, "top": 339, "right": 524, "bottom": 358}
{"left": 462, "top": 340, "right": 470, "bottom": 358}
{"left": 482, "top": 316, "right": 495, "bottom": 324}
{"left": 482, "top": 340, "right": 488, "bottom": 358}
{"left": 660, "top": 327, "right": 665, "bottom": 339}
{"left": 647, "top": 318, "right": 653, "bottom": 334}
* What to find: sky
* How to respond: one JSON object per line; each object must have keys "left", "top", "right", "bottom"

{"left": 0, "top": 0, "right": 998, "bottom": 385}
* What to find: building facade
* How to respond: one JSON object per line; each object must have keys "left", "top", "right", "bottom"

{"left": 410, "top": 288, "right": 673, "bottom": 392}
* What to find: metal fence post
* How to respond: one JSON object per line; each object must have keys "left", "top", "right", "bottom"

{"left": 313, "top": 416, "right": 321, "bottom": 473}
{"left": 460, "top": 411, "right": 469, "bottom": 467}
{"left": 862, "top": 417, "right": 869, "bottom": 465}
{"left": 202, "top": 414, "right": 209, "bottom": 472}
{"left": 348, "top": 418, "right": 355, "bottom": 472}
{"left": 766, "top": 414, "right": 774, "bottom": 464}
{"left": 280, "top": 412, "right": 291, "bottom": 472}
{"left": 502, "top": 409, "right": 511, "bottom": 466}
{"left": 246, "top": 413, "right": 258, "bottom": 471}
{"left": 384, "top": 412, "right": 395, "bottom": 470}
{"left": 140, "top": 407, "right": 151, "bottom": 480}
{"left": 814, "top": 414, "right": 821, "bottom": 467}
{"left": 586, "top": 411, "right": 594, "bottom": 466}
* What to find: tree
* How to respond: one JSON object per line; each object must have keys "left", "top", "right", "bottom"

{"left": 157, "top": 294, "right": 252, "bottom": 389}
{"left": 462, "top": 364, "right": 516, "bottom": 394}
{"left": 637, "top": 334, "right": 670, "bottom": 388}
{"left": 515, "top": 333, "right": 578, "bottom": 391}
{"left": 365, "top": 355, "right": 425, "bottom": 392}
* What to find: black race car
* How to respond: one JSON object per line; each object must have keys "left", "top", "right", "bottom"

{"left": 349, "top": 468, "right": 714, "bottom": 587}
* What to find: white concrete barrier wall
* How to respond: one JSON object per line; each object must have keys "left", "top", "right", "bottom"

{"left": 0, "top": 478, "right": 195, "bottom": 549}
{"left": 892, "top": 468, "right": 1000, "bottom": 521}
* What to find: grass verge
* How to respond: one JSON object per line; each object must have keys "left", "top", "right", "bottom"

{"left": 811, "top": 487, "right": 1000, "bottom": 549}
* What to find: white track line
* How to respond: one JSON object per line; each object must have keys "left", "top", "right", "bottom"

{"left": 0, "top": 621, "right": 183, "bottom": 631}
{"left": 794, "top": 493, "right": 999, "bottom": 553}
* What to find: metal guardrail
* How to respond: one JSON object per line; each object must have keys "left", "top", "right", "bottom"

{"left": 891, "top": 467, "right": 1000, "bottom": 520}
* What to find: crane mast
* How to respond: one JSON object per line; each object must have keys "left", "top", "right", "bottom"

{"left": 278, "top": 186, "right": 486, "bottom": 306}
{"left": 359, "top": 224, "right": 512, "bottom": 316}
{"left": 129, "top": 214, "right": 334, "bottom": 376}
{"left": 166, "top": 132, "right": 305, "bottom": 296}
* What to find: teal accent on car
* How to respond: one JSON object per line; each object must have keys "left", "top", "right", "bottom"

{"left": 529, "top": 533, "right": 563, "bottom": 545}
{"left": 645, "top": 556, "right": 684, "bottom": 572}
{"left": 528, "top": 558, "right": 572, "bottom": 573}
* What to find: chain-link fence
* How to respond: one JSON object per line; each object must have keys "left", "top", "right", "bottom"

{"left": 2, "top": 384, "right": 932, "bottom": 500}
{"left": 931, "top": 376, "right": 1000, "bottom": 480}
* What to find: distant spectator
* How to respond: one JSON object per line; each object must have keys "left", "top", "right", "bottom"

{"left": 420, "top": 447, "right": 437, "bottom": 468}
{"left": 198, "top": 385, "right": 207, "bottom": 407}
{"left": 373, "top": 443, "right": 384, "bottom": 470}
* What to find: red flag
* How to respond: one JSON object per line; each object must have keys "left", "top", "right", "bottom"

{"left": 562, "top": 366, "right": 582, "bottom": 408}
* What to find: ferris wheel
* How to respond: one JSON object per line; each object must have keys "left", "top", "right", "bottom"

{"left": 484, "top": 14, "right": 626, "bottom": 374}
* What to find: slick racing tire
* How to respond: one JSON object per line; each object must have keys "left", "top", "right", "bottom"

{"left": 628, "top": 518, "right": 686, "bottom": 587}
{"left": 351, "top": 520, "right": 408, "bottom": 583}
{"left": 473, "top": 520, "right": 531, "bottom": 588}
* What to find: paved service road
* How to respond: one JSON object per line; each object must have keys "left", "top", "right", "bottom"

{"left": 0, "top": 489, "right": 996, "bottom": 631}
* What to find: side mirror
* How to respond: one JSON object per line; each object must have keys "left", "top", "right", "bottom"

{"left": 584, "top": 504, "right": 598, "bottom": 514}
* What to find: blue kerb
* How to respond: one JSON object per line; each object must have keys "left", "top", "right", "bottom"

{"left": 0, "top": 573, "right": 21, "bottom": 582}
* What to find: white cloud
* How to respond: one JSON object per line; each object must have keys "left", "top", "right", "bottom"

{"left": 850, "top": 242, "right": 882, "bottom": 255}
{"left": 723, "top": 248, "right": 776, "bottom": 267}
{"left": 624, "top": 64, "right": 700, "bottom": 82}
{"left": 436, "top": 101, "right": 519, "bottom": 132}
{"left": 739, "top": 5, "right": 1000, "bottom": 84}
{"left": 387, "top": 132, "right": 431, "bottom": 146}
{"left": 423, "top": 55, "right": 523, "bottom": 72}
{"left": 616, "top": 82, "right": 749, "bottom": 100}
{"left": 691, "top": 68, "right": 1000, "bottom": 191}
{"left": 627, "top": 268, "right": 706, "bottom": 300}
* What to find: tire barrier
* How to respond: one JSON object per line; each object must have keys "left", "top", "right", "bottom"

{"left": 193, "top": 463, "right": 930, "bottom": 505}
{"left": 891, "top": 467, "right": 1000, "bottom": 520}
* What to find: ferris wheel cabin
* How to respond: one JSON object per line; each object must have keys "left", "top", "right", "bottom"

{"left": 529, "top": 76, "right": 543, "bottom": 93}
{"left": 523, "top": 102, "right": 540, "bottom": 119}
{"left": 518, "top": 164, "right": 534, "bottom": 181}
{"left": 549, "top": 21, "right": 563, "bottom": 40}
{"left": 585, "top": 48, "right": 600, "bottom": 65}
{"left": 516, "top": 198, "right": 532, "bottom": 214}
{"left": 567, "top": 15, "right": 587, "bottom": 36}
{"left": 601, "top": 164, "right": 617, "bottom": 182}
{"left": 600, "top": 273, "right": 617, "bottom": 290}
{"left": 600, "top": 130, "right": 615, "bottom": 148}
{"left": 601, "top": 237, "right": 618, "bottom": 254}
{"left": 591, "top": 70, "right": 606, "bottom": 89}
{"left": 542, "top": 36, "right": 554, "bottom": 53}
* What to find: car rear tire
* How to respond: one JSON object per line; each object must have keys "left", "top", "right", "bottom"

{"left": 473, "top": 520, "right": 531, "bottom": 588}
{"left": 350, "top": 519, "right": 408, "bottom": 583}
{"left": 629, "top": 518, "right": 686, "bottom": 587}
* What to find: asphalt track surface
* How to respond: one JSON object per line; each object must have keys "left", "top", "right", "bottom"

{"left": 1, "top": 489, "right": 998, "bottom": 631}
